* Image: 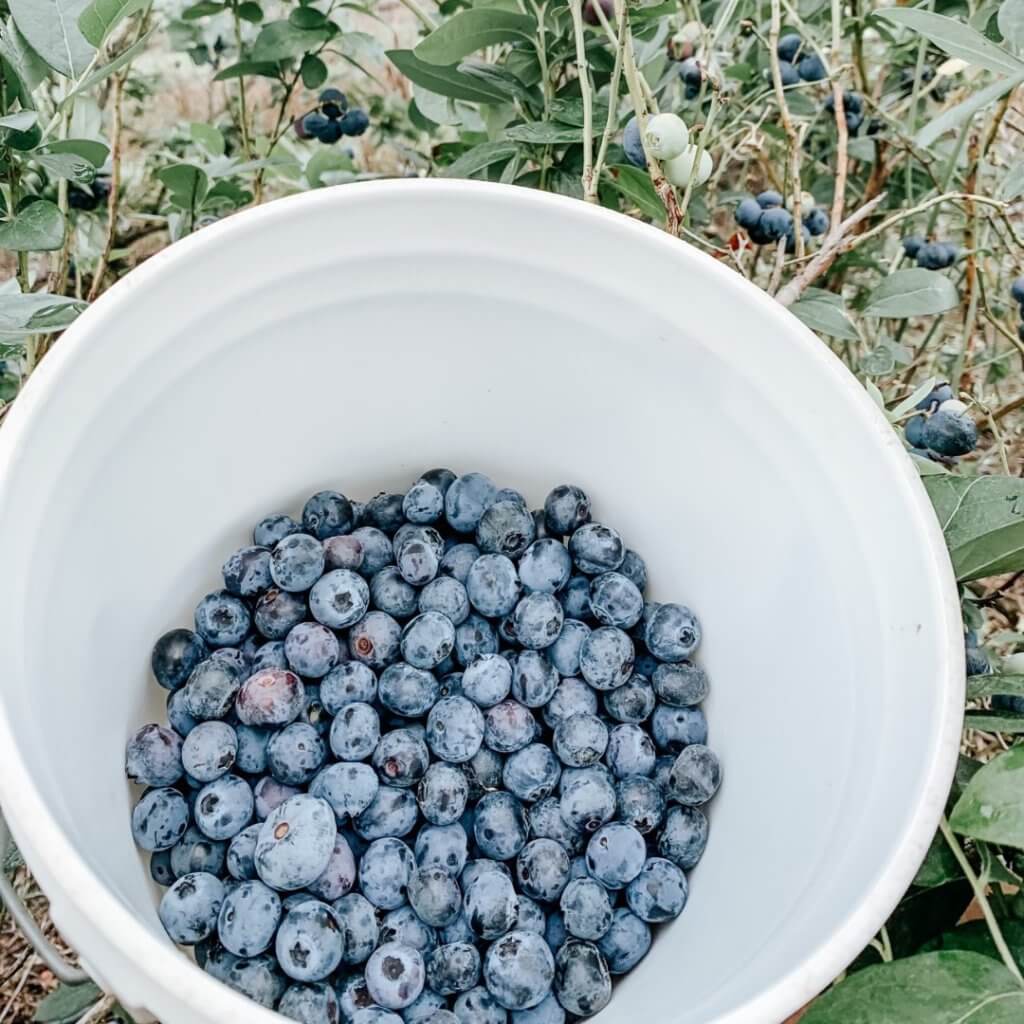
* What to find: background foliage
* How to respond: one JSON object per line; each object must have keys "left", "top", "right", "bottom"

{"left": 4, "top": 0, "right": 1024, "bottom": 1021}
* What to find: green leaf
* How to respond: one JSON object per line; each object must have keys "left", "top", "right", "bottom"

{"left": 951, "top": 745, "right": 1024, "bottom": 847}
{"left": 236, "top": 2, "right": 262, "bottom": 22}
{"left": 505, "top": 121, "right": 586, "bottom": 143}
{"left": 251, "top": 21, "right": 329, "bottom": 62}
{"left": 968, "top": 673, "right": 1024, "bottom": 699}
{"left": 917, "top": 72, "right": 1024, "bottom": 148}
{"left": 32, "top": 150, "right": 96, "bottom": 184}
{"left": 305, "top": 148, "right": 355, "bottom": 188}
{"left": 791, "top": 293, "right": 859, "bottom": 340}
{"left": 157, "top": 163, "right": 208, "bottom": 210}
{"left": 607, "top": 165, "right": 666, "bottom": 223}
{"left": 63, "top": 28, "right": 153, "bottom": 102}
{"left": 801, "top": 951, "right": 1024, "bottom": 1023}
{"left": 863, "top": 268, "right": 959, "bottom": 318}
{"left": 876, "top": 7, "right": 1024, "bottom": 75}
{"left": 999, "top": 162, "right": 1024, "bottom": 201}
{"left": 45, "top": 138, "right": 108, "bottom": 165}
{"left": 964, "top": 710, "right": 1024, "bottom": 733}
{"left": 0, "top": 110, "right": 37, "bottom": 131}
{"left": 0, "top": 292, "right": 86, "bottom": 333}
{"left": 999, "top": 0, "right": 1024, "bottom": 48}
{"left": 414, "top": 8, "right": 536, "bottom": 66}
{"left": 289, "top": 6, "right": 328, "bottom": 29}
{"left": 550, "top": 97, "right": 609, "bottom": 127}
{"left": 923, "top": 919, "right": 1024, "bottom": 970}
{"left": 301, "top": 53, "right": 328, "bottom": 88}
{"left": 33, "top": 981, "right": 102, "bottom": 1022}
{"left": 925, "top": 475, "right": 1024, "bottom": 581}
{"left": 913, "top": 830, "right": 963, "bottom": 888}
{"left": 181, "top": 1, "right": 225, "bottom": 18}
{"left": 189, "top": 121, "right": 225, "bottom": 156}
{"left": 0, "top": 374, "right": 18, "bottom": 402}
{"left": 213, "top": 60, "right": 282, "bottom": 81}
{"left": 442, "top": 140, "right": 519, "bottom": 179}
{"left": 457, "top": 60, "right": 533, "bottom": 102}
{"left": 78, "top": 0, "right": 146, "bottom": 47}
{"left": 0, "top": 18, "right": 53, "bottom": 92}
{"left": 9, "top": 0, "right": 95, "bottom": 78}
{"left": 387, "top": 49, "right": 509, "bottom": 103}
{"left": 0, "top": 200, "right": 65, "bottom": 251}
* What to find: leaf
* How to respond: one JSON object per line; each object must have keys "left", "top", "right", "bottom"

{"left": 0, "top": 200, "right": 65, "bottom": 251}
{"left": 251, "top": 21, "right": 330, "bottom": 62}
{"left": 917, "top": 72, "right": 1024, "bottom": 148}
{"left": 999, "top": 162, "right": 1024, "bottom": 201}
{"left": 964, "top": 709, "right": 1024, "bottom": 733}
{"left": 0, "top": 292, "right": 86, "bottom": 332}
{"left": 923, "top": 919, "right": 1024, "bottom": 970}
{"left": 925, "top": 475, "right": 1024, "bottom": 581}
{"left": 289, "top": 6, "right": 328, "bottom": 29}
{"left": 951, "top": 744, "right": 1024, "bottom": 847}
{"left": 801, "top": 951, "right": 1024, "bottom": 1023}
{"left": 189, "top": 121, "right": 225, "bottom": 157}
{"left": 301, "top": 53, "right": 327, "bottom": 88}
{"left": 32, "top": 150, "right": 96, "bottom": 184}
{"left": 45, "top": 138, "right": 108, "bottom": 165}
{"left": 63, "top": 28, "right": 153, "bottom": 102}
{"left": 913, "top": 830, "right": 963, "bottom": 888}
{"left": 863, "top": 268, "right": 959, "bottom": 318}
{"left": 791, "top": 294, "right": 859, "bottom": 340}
{"left": 387, "top": 49, "right": 509, "bottom": 103}
{"left": 305, "top": 148, "right": 355, "bottom": 188}
{"left": 968, "top": 673, "right": 1024, "bottom": 699}
{"left": 236, "top": 2, "right": 262, "bottom": 23}
{"left": 550, "top": 97, "right": 610, "bottom": 127}
{"left": 442, "top": 140, "right": 519, "bottom": 178}
{"left": 505, "top": 120, "right": 588, "bottom": 143}
{"left": 181, "top": 1, "right": 225, "bottom": 17}
{"left": 457, "top": 60, "right": 533, "bottom": 103}
{"left": 213, "top": 60, "right": 282, "bottom": 81}
{"left": 414, "top": 8, "right": 536, "bottom": 66}
{"left": 876, "top": 7, "right": 1024, "bottom": 75}
{"left": 156, "top": 163, "right": 208, "bottom": 210}
{"left": 9, "top": 0, "right": 95, "bottom": 79}
{"left": 78, "top": 0, "right": 146, "bottom": 47}
{"left": 0, "top": 17, "right": 53, "bottom": 92}
{"left": 607, "top": 165, "right": 666, "bottom": 223}
{"left": 33, "top": 981, "right": 101, "bottom": 1023}
{"left": 0, "top": 110, "right": 37, "bottom": 131}
{"left": 859, "top": 344, "right": 897, "bottom": 376}
{"left": 999, "top": 0, "right": 1024, "bottom": 48}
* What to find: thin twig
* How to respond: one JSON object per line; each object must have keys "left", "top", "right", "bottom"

{"left": 767, "top": 237, "right": 787, "bottom": 294}
{"left": 0, "top": 957, "right": 35, "bottom": 1023}
{"left": 88, "top": 73, "right": 124, "bottom": 303}
{"left": 397, "top": 0, "right": 438, "bottom": 31}
{"left": 828, "top": 0, "right": 848, "bottom": 232}
{"left": 567, "top": 0, "right": 594, "bottom": 199}
{"left": 78, "top": 995, "right": 117, "bottom": 1024}
{"left": 768, "top": 0, "right": 803, "bottom": 258}
{"left": 589, "top": 7, "right": 627, "bottom": 202}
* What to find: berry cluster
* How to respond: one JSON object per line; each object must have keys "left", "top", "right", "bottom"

{"left": 734, "top": 190, "right": 828, "bottom": 251}
{"left": 901, "top": 236, "right": 959, "bottom": 271}
{"left": 823, "top": 90, "right": 864, "bottom": 134}
{"left": 621, "top": 113, "right": 713, "bottom": 189}
{"left": 775, "top": 33, "right": 826, "bottom": 85}
{"left": 126, "top": 471, "right": 719, "bottom": 1024}
{"left": 1012, "top": 277, "right": 1024, "bottom": 342}
{"left": 295, "top": 89, "right": 370, "bottom": 145}
{"left": 904, "top": 383, "right": 978, "bottom": 460}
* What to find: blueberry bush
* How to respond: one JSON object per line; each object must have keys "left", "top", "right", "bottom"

{"left": 5, "top": 0, "right": 1024, "bottom": 1021}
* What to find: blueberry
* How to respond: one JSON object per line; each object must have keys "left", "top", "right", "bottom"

{"left": 552, "top": 713, "right": 608, "bottom": 769}
{"left": 604, "top": 724, "right": 656, "bottom": 779}
{"left": 658, "top": 805, "right": 709, "bottom": 869}
{"left": 426, "top": 942, "right": 481, "bottom": 995}
{"left": 418, "top": 764, "right": 470, "bottom": 826}
{"left": 651, "top": 704, "right": 707, "bottom": 752}
{"left": 217, "top": 879, "right": 281, "bottom": 956}
{"left": 559, "top": 878, "right": 612, "bottom": 941}
{"left": 615, "top": 549, "right": 647, "bottom": 592}
{"left": 446, "top": 474, "right": 499, "bottom": 533}
{"left": 651, "top": 661, "right": 707, "bottom": 707}
{"left": 126, "top": 723, "right": 184, "bottom": 787}
{"left": 351, "top": 526, "right": 396, "bottom": 575}
{"left": 405, "top": 866, "right": 462, "bottom": 927}
{"left": 966, "top": 641, "right": 990, "bottom": 677}
{"left": 425, "top": 695, "right": 486, "bottom": 764}
{"left": 578, "top": 627, "right": 634, "bottom": 690}
{"left": 901, "top": 235, "right": 924, "bottom": 259}
{"left": 254, "top": 588, "right": 308, "bottom": 640}
{"left": 515, "top": 541, "right": 571, "bottom": 597}
{"left": 355, "top": 785, "right": 419, "bottom": 841}
{"left": 915, "top": 381, "right": 954, "bottom": 412}
{"left": 778, "top": 60, "right": 799, "bottom": 86}
{"left": 543, "top": 485, "right": 591, "bottom": 537}
{"left": 402, "top": 480, "right": 444, "bottom": 524}
{"left": 803, "top": 207, "right": 829, "bottom": 236}
{"left": 922, "top": 410, "right": 978, "bottom": 456}
{"left": 455, "top": 615, "right": 500, "bottom": 666}
{"left": 150, "top": 849, "right": 175, "bottom": 886}
{"left": 758, "top": 206, "right": 793, "bottom": 243}
{"left": 380, "top": 662, "right": 441, "bottom": 718}
{"left": 505, "top": 653, "right": 556, "bottom": 710}
{"left": 916, "top": 241, "right": 956, "bottom": 270}
{"left": 254, "top": 513, "right": 301, "bottom": 548}
{"left": 237, "top": 668, "right": 305, "bottom": 726}
{"left": 463, "top": 870, "right": 519, "bottom": 939}
{"left": 194, "top": 591, "right": 251, "bottom": 648}
{"left": 544, "top": 913, "right": 567, "bottom": 957}
{"left": 474, "top": 790, "right": 529, "bottom": 860}
{"left": 416, "top": 822, "right": 469, "bottom": 876}
{"left": 227, "top": 824, "right": 262, "bottom": 880}
{"left": 462, "top": 654, "right": 513, "bottom": 708}
{"left": 442, "top": 912, "right": 478, "bottom": 946}
{"left": 365, "top": 492, "right": 407, "bottom": 534}
{"left": 441, "top": 544, "right": 482, "bottom": 584}
{"left": 303, "top": 111, "right": 331, "bottom": 138}
{"left": 528, "top": 797, "right": 584, "bottom": 854}
{"left": 359, "top": 837, "right": 415, "bottom": 909}
{"left": 159, "top": 871, "right": 224, "bottom": 944}
{"left": 585, "top": 822, "right": 646, "bottom": 889}
{"left": 275, "top": 900, "right": 344, "bottom": 981}
{"left": 333, "top": 892, "right": 380, "bottom": 964}
{"left": 372, "top": 567, "right": 420, "bottom": 619}
{"left": 282, "top": 623, "right": 338, "bottom": 679}
{"left": 625, "top": 857, "right": 688, "bottom": 922}
{"left": 405, "top": 991, "right": 449, "bottom": 1024}
{"left": 324, "top": 535, "right": 365, "bottom": 573}
{"left": 311, "top": 762, "right": 380, "bottom": 822}
{"left": 420, "top": 576, "right": 471, "bottom": 625}
{"left": 824, "top": 90, "right": 864, "bottom": 132}
{"left": 543, "top": 676, "right": 597, "bottom": 729}
{"left": 267, "top": 723, "right": 326, "bottom": 786}
{"left": 616, "top": 775, "right": 665, "bottom": 834}
{"left": 510, "top": 994, "right": 564, "bottom": 1024}
{"left": 503, "top": 744, "right": 561, "bottom": 803}
{"left": 482, "top": 930, "right": 555, "bottom": 1011}
{"left": 645, "top": 603, "right": 700, "bottom": 662}
{"left": 1012, "top": 277, "right": 1024, "bottom": 304}
{"left": 182, "top": 721, "right": 237, "bottom": 782}
{"left": 597, "top": 908, "right": 651, "bottom": 974}
{"left": 302, "top": 491, "right": 354, "bottom": 540}
{"left": 339, "top": 108, "right": 370, "bottom": 135}
{"left": 567, "top": 523, "right": 624, "bottom": 575}
{"left": 254, "top": 793, "right": 335, "bottom": 889}
{"left": 379, "top": 904, "right": 438, "bottom": 953}
{"left": 374, "top": 728, "right": 431, "bottom": 788}
{"left": 321, "top": 662, "right": 379, "bottom": 711}
{"left": 170, "top": 824, "right": 227, "bottom": 876}
{"left": 476, "top": 501, "right": 536, "bottom": 560}
{"left": 516, "top": 838, "right": 570, "bottom": 902}
{"left": 669, "top": 744, "right": 722, "bottom": 805}
{"left": 270, "top": 534, "right": 326, "bottom": 593}
{"left": 191, "top": 773, "right": 252, "bottom": 841}
{"left": 338, "top": 976, "right": 379, "bottom": 1022}
{"left": 507, "top": 593, "right": 563, "bottom": 652}
{"left": 798, "top": 54, "right": 826, "bottom": 81}
{"left": 307, "top": 570, "right": 370, "bottom": 631}
{"left": 754, "top": 189, "right": 782, "bottom": 209}
{"left": 222, "top": 546, "right": 273, "bottom": 598}
{"left": 466, "top": 555, "right": 522, "bottom": 619}
{"left": 558, "top": 770, "right": 616, "bottom": 834}
{"left": 251, "top": 641, "right": 288, "bottom": 673}
{"left": 278, "top": 982, "right": 341, "bottom": 1024}
{"left": 349, "top": 611, "right": 403, "bottom": 669}
{"left": 464, "top": 746, "right": 505, "bottom": 800}
{"left": 132, "top": 787, "right": 189, "bottom": 851}
{"left": 622, "top": 116, "right": 647, "bottom": 169}
{"left": 397, "top": 534, "right": 442, "bottom": 587}
{"left": 152, "top": 629, "right": 209, "bottom": 693}
{"left": 903, "top": 414, "right": 928, "bottom": 448}
{"left": 308, "top": 832, "right": 358, "bottom": 901}
{"left": 365, "top": 942, "right": 426, "bottom": 1009}
{"left": 589, "top": 572, "right": 644, "bottom": 629}
{"left": 453, "top": 986, "right": 508, "bottom": 1024}
{"left": 402, "top": 612, "right": 457, "bottom": 670}
{"left": 184, "top": 658, "right": 241, "bottom": 721}
{"left": 603, "top": 675, "right": 655, "bottom": 724}
{"left": 327, "top": 702, "right": 380, "bottom": 762}
{"left": 254, "top": 776, "right": 301, "bottom": 820}
{"left": 735, "top": 197, "right": 762, "bottom": 231}
{"left": 484, "top": 700, "right": 538, "bottom": 754}
{"left": 224, "top": 952, "right": 287, "bottom": 1007}
{"left": 552, "top": 941, "right": 611, "bottom": 1017}
{"left": 777, "top": 33, "right": 802, "bottom": 61}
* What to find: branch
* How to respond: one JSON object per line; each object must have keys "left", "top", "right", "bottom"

{"left": 589, "top": 0, "right": 627, "bottom": 202}
{"left": 567, "top": 0, "right": 594, "bottom": 199}
{"left": 768, "top": 0, "right": 803, "bottom": 258}
{"left": 88, "top": 73, "right": 124, "bottom": 303}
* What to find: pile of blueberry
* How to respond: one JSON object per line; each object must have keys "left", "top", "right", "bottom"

{"left": 904, "top": 382, "right": 978, "bottom": 460}
{"left": 295, "top": 88, "right": 370, "bottom": 145}
{"left": 901, "top": 236, "right": 958, "bottom": 271}
{"left": 1012, "top": 277, "right": 1024, "bottom": 342}
{"left": 774, "top": 33, "right": 826, "bottom": 85}
{"left": 734, "top": 190, "right": 828, "bottom": 251}
{"left": 126, "top": 472, "right": 719, "bottom": 1024}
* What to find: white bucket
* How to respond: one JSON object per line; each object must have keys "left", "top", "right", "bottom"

{"left": 0, "top": 181, "right": 963, "bottom": 1024}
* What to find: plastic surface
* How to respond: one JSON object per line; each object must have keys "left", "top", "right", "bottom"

{"left": 0, "top": 180, "right": 963, "bottom": 1024}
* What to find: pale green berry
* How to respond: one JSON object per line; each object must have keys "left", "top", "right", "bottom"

{"left": 664, "top": 145, "right": 713, "bottom": 188}
{"left": 643, "top": 113, "right": 689, "bottom": 161}
{"left": 938, "top": 398, "right": 968, "bottom": 416}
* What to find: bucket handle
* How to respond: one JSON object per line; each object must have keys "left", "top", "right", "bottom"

{"left": 0, "top": 814, "right": 90, "bottom": 984}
